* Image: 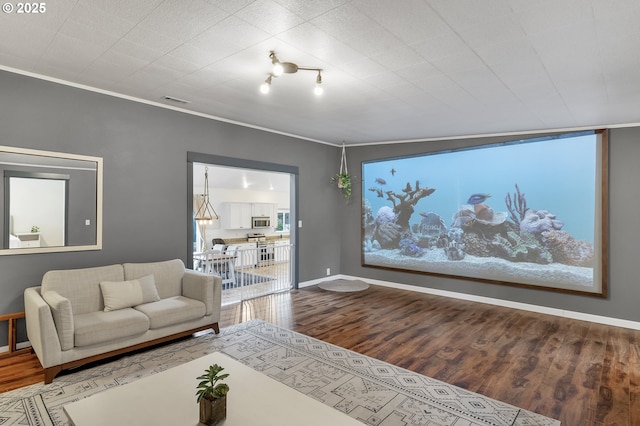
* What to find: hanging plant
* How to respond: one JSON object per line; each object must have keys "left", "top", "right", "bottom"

{"left": 330, "top": 143, "right": 352, "bottom": 201}
{"left": 331, "top": 172, "right": 352, "bottom": 199}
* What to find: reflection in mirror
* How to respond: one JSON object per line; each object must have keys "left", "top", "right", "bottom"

{"left": 5, "top": 172, "right": 69, "bottom": 249}
{"left": 0, "top": 146, "right": 102, "bottom": 255}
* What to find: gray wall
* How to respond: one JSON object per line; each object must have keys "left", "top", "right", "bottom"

{"left": 341, "top": 128, "right": 640, "bottom": 323}
{"left": 0, "top": 70, "right": 343, "bottom": 345}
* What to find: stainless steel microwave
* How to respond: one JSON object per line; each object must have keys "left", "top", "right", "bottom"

{"left": 252, "top": 217, "right": 271, "bottom": 228}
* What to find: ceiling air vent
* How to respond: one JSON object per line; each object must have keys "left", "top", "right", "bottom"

{"left": 162, "top": 95, "right": 191, "bottom": 105}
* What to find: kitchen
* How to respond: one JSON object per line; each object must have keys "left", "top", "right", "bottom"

{"left": 192, "top": 163, "right": 293, "bottom": 304}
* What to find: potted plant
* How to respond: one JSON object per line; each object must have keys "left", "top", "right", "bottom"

{"left": 196, "top": 363, "right": 230, "bottom": 425}
{"left": 330, "top": 143, "right": 353, "bottom": 201}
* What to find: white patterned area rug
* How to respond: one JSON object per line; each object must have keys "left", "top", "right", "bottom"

{"left": 0, "top": 320, "right": 559, "bottom": 426}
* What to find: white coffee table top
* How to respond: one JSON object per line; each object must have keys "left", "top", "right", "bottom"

{"left": 64, "top": 352, "right": 363, "bottom": 426}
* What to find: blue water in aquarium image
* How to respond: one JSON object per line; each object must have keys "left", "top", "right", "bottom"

{"left": 362, "top": 132, "right": 602, "bottom": 292}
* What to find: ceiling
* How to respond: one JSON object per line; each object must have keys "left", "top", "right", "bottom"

{"left": 193, "top": 163, "right": 290, "bottom": 192}
{"left": 1, "top": 1, "right": 639, "bottom": 146}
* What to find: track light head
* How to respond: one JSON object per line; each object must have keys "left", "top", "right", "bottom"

{"left": 260, "top": 74, "right": 272, "bottom": 94}
{"left": 269, "top": 51, "right": 283, "bottom": 76}
{"left": 314, "top": 71, "right": 323, "bottom": 96}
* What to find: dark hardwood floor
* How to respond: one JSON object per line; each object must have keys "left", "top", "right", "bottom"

{"left": 2, "top": 285, "right": 639, "bottom": 425}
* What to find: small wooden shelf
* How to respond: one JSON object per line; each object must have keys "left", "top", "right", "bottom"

{"left": 0, "top": 312, "right": 31, "bottom": 359}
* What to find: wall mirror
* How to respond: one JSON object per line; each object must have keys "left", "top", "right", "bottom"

{"left": 0, "top": 145, "right": 102, "bottom": 255}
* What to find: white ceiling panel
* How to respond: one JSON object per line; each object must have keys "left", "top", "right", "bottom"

{"left": 67, "top": 2, "right": 138, "bottom": 39}
{"left": 274, "top": 0, "right": 349, "bottom": 21}
{"left": 137, "top": 0, "right": 227, "bottom": 42}
{"left": 0, "top": 0, "right": 639, "bottom": 145}
{"left": 235, "top": 0, "right": 305, "bottom": 35}
{"left": 352, "top": 0, "right": 450, "bottom": 44}
{"left": 370, "top": 45, "right": 425, "bottom": 72}
{"left": 516, "top": 0, "right": 594, "bottom": 36}
{"left": 457, "top": 16, "right": 526, "bottom": 51}
{"left": 427, "top": 0, "right": 514, "bottom": 30}
{"left": 188, "top": 16, "right": 270, "bottom": 52}
{"left": 90, "top": 0, "right": 165, "bottom": 21}
{"left": 274, "top": 23, "right": 357, "bottom": 66}
{"left": 119, "top": 24, "right": 184, "bottom": 55}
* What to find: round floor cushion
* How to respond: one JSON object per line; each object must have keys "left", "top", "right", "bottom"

{"left": 318, "top": 279, "right": 370, "bottom": 292}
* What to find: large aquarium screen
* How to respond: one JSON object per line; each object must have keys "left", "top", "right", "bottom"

{"left": 362, "top": 130, "right": 607, "bottom": 297}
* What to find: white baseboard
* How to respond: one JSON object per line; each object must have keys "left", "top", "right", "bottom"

{"left": 301, "top": 275, "right": 640, "bottom": 331}
{"left": 299, "top": 275, "right": 342, "bottom": 288}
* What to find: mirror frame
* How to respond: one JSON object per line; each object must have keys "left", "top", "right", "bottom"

{"left": 0, "top": 145, "right": 103, "bottom": 255}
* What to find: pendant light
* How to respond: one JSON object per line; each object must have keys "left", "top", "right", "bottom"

{"left": 194, "top": 167, "right": 219, "bottom": 224}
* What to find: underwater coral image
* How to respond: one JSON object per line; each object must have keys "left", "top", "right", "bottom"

{"left": 362, "top": 131, "right": 604, "bottom": 293}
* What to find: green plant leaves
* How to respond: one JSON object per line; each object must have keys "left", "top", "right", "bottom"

{"left": 196, "top": 364, "right": 230, "bottom": 403}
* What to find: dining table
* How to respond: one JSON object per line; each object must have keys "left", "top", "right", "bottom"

{"left": 193, "top": 251, "right": 236, "bottom": 287}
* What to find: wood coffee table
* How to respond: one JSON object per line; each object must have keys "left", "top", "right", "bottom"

{"left": 64, "top": 352, "right": 363, "bottom": 425}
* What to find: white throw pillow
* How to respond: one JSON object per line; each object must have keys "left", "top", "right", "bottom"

{"left": 100, "top": 274, "right": 160, "bottom": 311}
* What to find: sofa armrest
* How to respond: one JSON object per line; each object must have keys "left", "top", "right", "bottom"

{"left": 182, "top": 270, "right": 221, "bottom": 317}
{"left": 24, "top": 287, "right": 64, "bottom": 368}
{"left": 42, "top": 290, "right": 75, "bottom": 351}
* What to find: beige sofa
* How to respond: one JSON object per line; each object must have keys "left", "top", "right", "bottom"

{"left": 24, "top": 259, "right": 222, "bottom": 383}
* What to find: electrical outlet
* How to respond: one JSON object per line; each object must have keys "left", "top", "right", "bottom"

{"left": 326, "top": 268, "right": 331, "bottom": 276}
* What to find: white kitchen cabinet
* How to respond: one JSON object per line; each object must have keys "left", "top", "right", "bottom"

{"left": 251, "top": 203, "right": 275, "bottom": 221}
{"left": 222, "top": 203, "right": 252, "bottom": 229}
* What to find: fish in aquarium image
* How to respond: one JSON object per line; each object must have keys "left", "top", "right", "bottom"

{"left": 466, "top": 193, "right": 491, "bottom": 205}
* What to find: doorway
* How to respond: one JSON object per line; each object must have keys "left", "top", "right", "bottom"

{"left": 187, "top": 153, "right": 298, "bottom": 305}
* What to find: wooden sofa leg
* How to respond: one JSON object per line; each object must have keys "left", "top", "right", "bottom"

{"left": 44, "top": 366, "right": 62, "bottom": 384}
{"left": 212, "top": 322, "right": 220, "bottom": 334}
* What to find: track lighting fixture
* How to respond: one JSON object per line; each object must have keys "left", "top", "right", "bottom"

{"left": 261, "top": 51, "right": 324, "bottom": 95}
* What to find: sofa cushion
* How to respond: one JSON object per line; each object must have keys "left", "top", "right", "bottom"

{"left": 100, "top": 275, "right": 160, "bottom": 312}
{"left": 123, "top": 259, "right": 185, "bottom": 299}
{"left": 42, "top": 264, "right": 125, "bottom": 315}
{"left": 74, "top": 309, "right": 150, "bottom": 347}
{"left": 134, "top": 296, "right": 206, "bottom": 329}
